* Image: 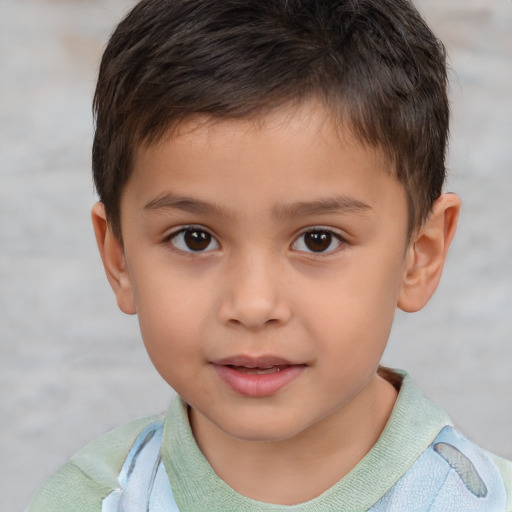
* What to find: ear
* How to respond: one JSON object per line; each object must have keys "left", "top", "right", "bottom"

{"left": 398, "top": 193, "right": 461, "bottom": 313}
{"left": 91, "top": 202, "right": 136, "bottom": 315}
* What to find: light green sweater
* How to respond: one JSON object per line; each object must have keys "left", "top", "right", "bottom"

{"left": 28, "top": 372, "right": 512, "bottom": 511}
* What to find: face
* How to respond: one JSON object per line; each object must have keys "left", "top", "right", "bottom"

{"left": 117, "top": 102, "right": 411, "bottom": 444}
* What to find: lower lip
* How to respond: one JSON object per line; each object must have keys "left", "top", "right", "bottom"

{"left": 213, "top": 364, "right": 305, "bottom": 398}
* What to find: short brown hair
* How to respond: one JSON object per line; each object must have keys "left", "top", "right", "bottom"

{"left": 93, "top": 0, "right": 448, "bottom": 240}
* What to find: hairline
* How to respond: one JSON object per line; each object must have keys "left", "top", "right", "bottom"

{"left": 109, "top": 98, "right": 419, "bottom": 244}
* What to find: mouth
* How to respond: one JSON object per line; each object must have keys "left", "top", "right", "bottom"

{"left": 212, "top": 355, "right": 306, "bottom": 397}
{"left": 226, "top": 365, "right": 289, "bottom": 375}
{"left": 213, "top": 355, "right": 300, "bottom": 368}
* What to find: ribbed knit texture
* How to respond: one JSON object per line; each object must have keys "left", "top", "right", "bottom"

{"left": 161, "top": 372, "right": 451, "bottom": 511}
{"left": 27, "top": 372, "right": 512, "bottom": 511}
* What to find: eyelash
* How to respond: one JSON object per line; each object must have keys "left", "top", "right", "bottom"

{"left": 166, "top": 225, "right": 220, "bottom": 253}
{"left": 292, "top": 227, "right": 346, "bottom": 255}
{"left": 165, "top": 226, "right": 347, "bottom": 255}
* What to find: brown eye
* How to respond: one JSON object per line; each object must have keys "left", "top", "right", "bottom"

{"left": 304, "top": 232, "right": 332, "bottom": 252}
{"left": 170, "top": 228, "right": 219, "bottom": 252}
{"left": 184, "top": 230, "right": 211, "bottom": 251}
{"left": 293, "top": 229, "right": 343, "bottom": 254}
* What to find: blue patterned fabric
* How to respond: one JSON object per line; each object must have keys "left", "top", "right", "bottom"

{"left": 368, "top": 426, "right": 507, "bottom": 511}
{"left": 102, "top": 423, "right": 507, "bottom": 511}
{"left": 102, "top": 422, "right": 179, "bottom": 512}
{"left": 369, "top": 426, "right": 507, "bottom": 512}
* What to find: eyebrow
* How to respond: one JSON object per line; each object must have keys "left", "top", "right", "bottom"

{"left": 272, "top": 196, "right": 372, "bottom": 220}
{"left": 144, "top": 193, "right": 232, "bottom": 219}
{"left": 144, "top": 193, "right": 372, "bottom": 220}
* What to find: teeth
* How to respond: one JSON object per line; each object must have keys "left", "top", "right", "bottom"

{"left": 233, "top": 365, "right": 283, "bottom": 374}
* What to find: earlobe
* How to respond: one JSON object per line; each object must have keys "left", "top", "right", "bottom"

{"left": 398, "top": 193, "right": 461, "bottom": 313}
{"left": 91, "top": 202, "right": 136, "bottom": 315}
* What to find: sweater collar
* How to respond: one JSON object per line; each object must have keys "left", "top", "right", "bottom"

{"left": 161, "top": 370, "right": 451, "bottom": 511}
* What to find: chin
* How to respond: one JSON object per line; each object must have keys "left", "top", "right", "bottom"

{"left": 216, "top": 415, "right": 306, "bottom": 444}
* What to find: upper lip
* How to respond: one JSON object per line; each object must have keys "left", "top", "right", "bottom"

{"left": 212, "top": 355, "right": 302, "bottom": 368}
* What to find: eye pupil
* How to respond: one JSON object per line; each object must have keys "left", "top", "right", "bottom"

{"left": 184, "top": 230, "right": 211, "bottom": 251}
{"left": 304, "top": 231, "right": 332, "bottom": 252}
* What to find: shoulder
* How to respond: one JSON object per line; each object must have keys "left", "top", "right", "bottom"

{"left": 371, "top": 425, "right": 512, "bottom": 512}
{"left": 429, "top": 426, "right": 509, "bottom": 509}
{"left": 27, "top": 414, "right": 165, "bottom": 512}
{"left": 489, "top": 453, "right": 512, "bottom": 512}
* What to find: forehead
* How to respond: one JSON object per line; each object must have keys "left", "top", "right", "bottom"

{"left": 125, "top": 101, "right": 406, "bottom": 225}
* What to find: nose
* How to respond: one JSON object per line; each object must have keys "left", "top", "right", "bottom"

{"left": 217, "top": 253, "right": 292, "bottom": 330}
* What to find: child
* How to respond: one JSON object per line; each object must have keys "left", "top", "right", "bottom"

{"left": 28, "top": 0, "right": 512, "bottom": 510}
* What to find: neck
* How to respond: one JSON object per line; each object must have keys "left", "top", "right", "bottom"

{"left": 190, "top": 373, "right": 398, "bottom": 505}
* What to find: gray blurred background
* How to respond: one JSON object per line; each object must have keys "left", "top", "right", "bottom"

{"left": 0, "top": 0, "right": 511, "bottom": 510}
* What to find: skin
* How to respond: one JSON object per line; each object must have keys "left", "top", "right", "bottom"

{"left": 93, "top": 101, "right": 460, "bottom": 505}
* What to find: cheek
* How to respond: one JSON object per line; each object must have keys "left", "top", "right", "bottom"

{"left": 298, "top": 254, "right": 404, "bottom": 351}
{"left": 138, "top": 306, "right": 204, "bottom": 393}
{"left": 130, "top": 271, "right": 212, "bottom": 375}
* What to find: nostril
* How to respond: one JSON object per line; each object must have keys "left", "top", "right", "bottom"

{"left": 226, "top": 317, "right": 280, "bottom": 330}
{"left": 217, "top": 273, "right": 292, "bottom": 328}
